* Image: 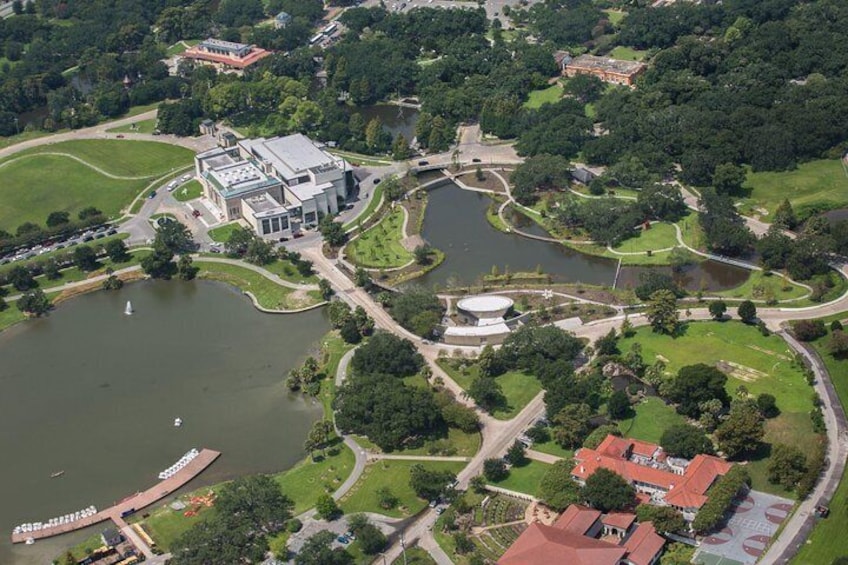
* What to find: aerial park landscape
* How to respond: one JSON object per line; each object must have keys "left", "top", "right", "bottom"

{"left": 2, "top": 1, "right": 848, "bottom": 565}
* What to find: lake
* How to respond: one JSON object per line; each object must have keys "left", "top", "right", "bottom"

{"left": 0, "top": 280, "right": 328, "bottom": 564}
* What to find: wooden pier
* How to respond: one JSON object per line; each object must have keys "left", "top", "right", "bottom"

{"left": 11, "top": 448, "right": 221, "bottom": 544}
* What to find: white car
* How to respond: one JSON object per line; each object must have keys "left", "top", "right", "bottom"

{"left": 167, "top": 181, "right": 178, "bottom": 192}
{"left": 181, "top": 174, "right": 192, "bottom": 182}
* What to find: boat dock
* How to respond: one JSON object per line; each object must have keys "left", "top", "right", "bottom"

{"left": 11, "top": 448, "right": 221, "bottom": 544}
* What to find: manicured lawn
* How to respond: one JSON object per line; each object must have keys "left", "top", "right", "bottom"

{"left": 64, "top": 532, "right": 107, "bottom": 560}
{"left": 792, "top": 337, "right": 848, "bottom": 563}
{"left": 173, "top": 180, "right": 203, "bottom": 202}
{"left": 608, "top": 45, "right": 648, "bottom": 61}
{"left": 207, "top": 222, "right": 244, "bottom": 243}
{"left": 523, "top": 84, "right": 563, "bottom": 109}
{"left": 717, "top": 270, "right": 809, "bottom": 302}
{"left": 107, "top": 118, "right": 157, "bottom": 134}
{"left": 678, "top": 212, "right": 707, "bottom": 251}
{"left": 530, "top": 440, "right": 573, "bottom": 460}
{"left": 327, "top": 149, "right": 392, "bottom": 167}
{"left": 612, "top": 222, "right": 678, "bottom": 253}
{"left": 346, "top": 206, "right": 413, "bottom": 268}
{"left": 0, "top": 303, "right": 27, "bottom": 333}
{"left": 620, "top": 322, "right": 818, "bottom": 494}
{"left": 603, "top": 9, "right": 626, "bottom": 25}
{"left": 436, "top": 360, "right": 542, "bottom": 420}
{"left": 617, "top": 397, "right": 686, "bottom": 444}
{"left": 165, "top": 39, "right": 200, "bottom": 56}
{"left": 392, "top": 546, "right": 437, "bottom": 564}
{"left": 366, "top": 427, "right": 481, "bottom": 459}
{"left": 264, "top": 258, "right": 320, "bottom": 284}
{"left": 343, "top": 184, "right": 384, "bottom": 230}
{"left": 0, "top": 140, "right": 193, "bottom": 231}
{"left": 487, "top": 460, "right": 552, "bottom": 496}
{"left": 275, "top": 441, "right": 356, "bottom": 514}
{"left": 339, "top": 460, "right": 466, "bottom": 518}
{"left": 137, "top": 488, "right": 220, "bottom": 551}
{"left": 195, "top": 261, "right": 321, "bottom": 310}
{"left": 742, "top": 159, "right": 848, "bottom": 218}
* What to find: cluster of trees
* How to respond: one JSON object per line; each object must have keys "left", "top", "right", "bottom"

{"left": 225, "top": 226, "right": 277, "bottom": 265}
{"left": 141, "top": 220, "right": 196, "bottom": 280}
{"left": 171, "top": 475, "right": 294, "bottom": 564}
{"left": 383, "top": 286, "right": 445, "bottom": 337}
{"left": 335, "top": 332, "right": 477, "bottom": 451}
{"left": 534, "top": 460, "right": 637, "bottom": 515}
{"left": 0, "top": 206, "right": 106, "bottom": 257}
{"left": 758, "top": 213, "right": 848, "bottom": 283}
{"left": 327, "top": 301, "right": 374, "bottom": 344}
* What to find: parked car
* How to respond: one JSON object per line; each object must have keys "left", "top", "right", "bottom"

{"left": 418, "top": 160, "right": 429, "bottom": 166}
{"left": 373, "top": 177, "right": 381, "bottom": 184}
{"left": 148, "top": 190, "right": 157, "bottom": 199}
{"left": 167, "top": 181, "right": 178, "bottom": 192}
{"left": 472, "top": 157, "right": 482, "bottom": 163}
{"left": 336, "top": 535, "right": 350, "bottom": 544}
{"left": 181, "top": 174, "right": 192, "bottom": 182}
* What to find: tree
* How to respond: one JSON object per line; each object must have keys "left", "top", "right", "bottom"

{"left": 453, "top": 533, "right": 475, "bottom": 555}
{"left": 409, "top": 464, "right": 456, "bottom": 501}
{"left": 141, "top": 248, "right": 177, "bottom": 279}
{"left": 105, "top": 239, "right": 130, "bottom": 263}
{"left": 43, "top": 259, "right": 61, "bottom": 280}
{"left": 756, "top": 393, "right": 779, "bottom": 418}
{"left": 102, "top": 274, "right": 124, "bottom": 290}
{"left": 73, "top": 245, "right": 99, "bottom": 271}
{"left": 708, "top": 300, "right": 727, "bottom": 320}
{"left": 564, "top": 74, "right": 604, "bottom": 104}
{"left": 353, "top": 519, "right": 387, "bottom": 555}
{"left": 244, "top": 237, "right": 275, "bottom": 266}
{"left": 711, "top": 163, "right": 746, "bottom": 195}
{"left": 319, "top": 279, "right": 334, "bottom": 301}
{"left": 552, "top": 403, "right": 593, "bottom": 448}
{"left": 582, "top": 468, "right": 636, "bottom": 512}
{"left": 636, "top": 505, "right": 686, "bottom": 534}
{"left": 637, "top": 184, "right": 687, "bottom": 222}
{"left": 791, "top": 319, "right": 827, "bottom": 342}
{"left": 319, "top": 218, "right": 348, "bottom": 247}
{"left": 660, "top": 424, "right": 714, "bottom": 459}
{"left": 441, "top": 402, "right": 480, "bottom": 433}
{"left": 645, "top": 289, "right": 679, "bottom": 335}
{"left": 828, "top": 330, "right": 848, "bottom": 359}
{"left": 316, "top": 494, "right": 342, "bottom": 520}
{"left": 737, "top": 300, "right": 757, "bottom": 324}
{"left": 17, "top": 289, "right": 50, "bottom": 316}
{"left": 583, "top": 425, "right": 621, "bottom": 449}
{"left": 666, "top": 364, "right": 730, "bottom": 418}
{"left": 354, "top": 267, "right": 371, "bottom": 288}
{"left": 773, "top": 199, "right": 797, "bottom": 230}
{"left": 376, "top": 487, "right": 398, "bottom": 510}
{"left": 389, "top": 287, "right": 445, "bottom": 337}
{"left": 607, "top": 390, "right": 631, "bottom": 420}
{"left": 46, "top": 211, "right": 70, "bottom": 227}
{"left": 468, "top": 376, "right": 506, "bottom": 412}
{"left": 225, "top": 227, "right": 256, "bottom": 258}
{"left": 155, "top": 220, "right": 194, "bottom": 253}
{"left": 715, "top": 401, "right": 765, "bottom": 459}
{"left": 768, "top": 443, "right": 808, "bottom": 490}
{"left": 178, "top": 255, "right": 198, "bottom": 280}
{"left": 295, "top": 531, "right": 353, "bottom": 565}
{"left": 79, "top": 207, "right": 103, "bottom": 222}
{"left": 413, "top": 244, "right": 433, "bottom": 265}
{"left": 505, "top": 440, "right": 527, "bottom": 466}
{"left": 483, "top": 457, "right": 509, "bottom": 482}
{"left": 634, "top": 271, "right": 683, "bottom": 301}
{"left": 392, "top": 133, "right": 410, "bottom": 160}
{"left": 538, "top": 460, "right": 582, "bottom": 511}
{"left": 7, "top": 265, "right": 36, "bottom": 291}
{"left": 594, "top": 328, "right": 619, "bottom": 356}
{"left": 509, "top": 154, "right": 571, "bottom": 204}
{"left": 350, "top": 332, "right": 423, "bottom": 377}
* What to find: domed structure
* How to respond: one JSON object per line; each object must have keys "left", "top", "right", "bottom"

{"left": 456, "top": 295, "right": 514, "bottom": 322}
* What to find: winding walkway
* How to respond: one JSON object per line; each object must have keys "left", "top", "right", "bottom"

{"left": 0, "top": 151, "right": 156, "bottom": 180}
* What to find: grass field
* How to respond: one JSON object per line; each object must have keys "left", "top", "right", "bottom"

{"left": 107, "top": 118, "right": 157, "bottom": 134}
{"left": 487, "top": 460, "right": 552, "bottom": 496}
{"left": 207, "top": 222, "right": 244, "bottom": 243}
{"left": 792, "top": 336, "right": 848, "bottom": 563}
{"left": 716, "top": 271, "right": 809, "bottom": 302}
{"left": 264, "top": 258, "right": 320, "bottom": 285}
{"left": 531, "top": 440, "right": 573, "bottom": 460}
{"left": 523, "top": 84, "right": 563, "bottom": 109}
{"left": 339, "top": 460, "right": 466, "bottom": 518}
{"left": 173, "top": 180, "right": 203, "bottom": 202}
{"left": 195, "top": 261, "right": 321, "bottom": 311}
{"left": 392, "top": 546, "right": 436, "bottom": 564}
{"left": 603, "top": 9, "right": 626, "bottom": 25}
{"left": 742, "top": 159, "right": 848, "bottom": 218}
{"left": 618, "top": 397, "right": 686, "bottom": 444}
{"left": 165, "top": 39, "right": 200, "bottom": 57}
{"left": 346, "top": 206, "right": 413, "bottom": 268}
{"left": 0, "top": 140, "right": 193, "bottom": 231}
{"left": 612, "top": 222, "right": 678, "bottom": 254}
{"left": 276, "top": 441, "right": 357, "bottom": 514}
{"left": 437, "top": 360, "right": 542, "bottom": 420}
{"left": 620, "top": 321, "right": 817, "bottom": 494}
{"left": 608, "top": 45, "right": 648, "bottom": 61}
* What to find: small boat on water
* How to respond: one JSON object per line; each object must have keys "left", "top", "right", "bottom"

{"left": 174, "top": 417, "right": 183, "bottom": 427}
{"left": 124, "top": 300, "right": 133, "bottom": 315}
{"left": 25, "top": 538, "right": 34, "bottom": 545}
{"left": 50, "top": 471, "right": 64, "bottom": 479}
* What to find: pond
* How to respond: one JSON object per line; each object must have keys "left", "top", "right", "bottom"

{"left": 0, "top": 280, "right": 328, "bottom": 564}
{"left": 352, "top": 104, "right": 419, "bottom": 141}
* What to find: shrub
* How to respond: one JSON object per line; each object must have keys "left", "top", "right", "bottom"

{"left": 692, "top": 466, "right": 750, "bottom": 534}
{"left": 791, "top": 319, "right": 827, "bottom": 342}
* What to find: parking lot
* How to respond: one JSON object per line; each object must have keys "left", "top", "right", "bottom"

{"left": 694, "top": 490, "right": 794, "bottom": 565}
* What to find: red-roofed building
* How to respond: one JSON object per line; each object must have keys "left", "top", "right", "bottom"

{"left": 182, "top": 39, "right": 271, "bottom": 73}
{"left": 572, "top": 435, "right": 732, "bottom": 520}
{"left": 499, "top": 505, "right": 664, "bottom": 565}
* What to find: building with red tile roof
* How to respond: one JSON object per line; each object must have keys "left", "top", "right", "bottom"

{"left": 499, "top": 505, "right": 664, "bottom": 565}
{"left": 572, "top": 435, "right": 732, "bottom": 520}
{"left": 182, "top": 39, "right": 271, "bottom": 72}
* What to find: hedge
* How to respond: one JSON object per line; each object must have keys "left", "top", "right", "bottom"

{"left": 692, "top": 466, "right": 750, "bottom": 534}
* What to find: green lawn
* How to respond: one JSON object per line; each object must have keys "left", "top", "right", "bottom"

{"left": 107, "top": 118, "right": 157, "bottom": 134}
{"left": 207, "top": 222, "right": 244, "bottom": 243}
{"left": 620, "top": 321, "right": 818, "bottom": 494}
{"left": 437, "top": 360, "right": 542, "bottom": 420}
{"left": 531, "top": 440, "right": 573, "bottom": 460}
{"left": 346, "top": 206, "right": 413, "bottom": 268}
{"left": 742, "top": 159, "right": 848, "bottom": 218}
{"left": 0, "top": 303, "right": 27, "bottom": 333}
{"left": 392, "top": 546, "right": 437, "bottom": 564}
{"left": 523, "top": 84, "right": 563, "bottom": 109}
{"left": 603, "top": 9, "right": 626, "bottom": 25}
{"left": 344, "top": 184, "right": 384, "bottom": 230}
{"left": 165, "top": 39, "right": 200, "bottom": 57}
{"left": 717, "top": 270, "right": 809, "bottom": 302}
{"left": 612, "top": 222, "right": 678, "bottom": 253}
{"left": 327, "top": 149, "right": 392, "bottom": 167}
{"left": 487, "top": 460, "right": 552, "bottom": 496}
{"left": 339, "top": 460, "right": 466, "bottom": 518}
{"left": 276, "top": 441, "right": 357, "bottom": 514}
{"left": 173, "top": 179, "right": 203, "bottom": 202}
{"left": 608, "top": 45, "right": 648, "bottom": 61}
{"left": 264, "top": 258, "right": 320, "bottom": 285}
{"left": 195, "top": 261, "right": 321, "bottom": 310}
{"left": 792, "top": 336, "right": 848, "bottom": 563}
{"left": 0, "top": 140, "right": 193, "bottom": 231}
{"left": 617, "top": 397, "right": 686, "bottom": 444}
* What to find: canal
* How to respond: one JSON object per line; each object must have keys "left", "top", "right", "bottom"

{"left": 0, "top": 280, "right": 328, "bottom": 564}
{"left": 353, "top": 104, "right": 419, "bottom": 141}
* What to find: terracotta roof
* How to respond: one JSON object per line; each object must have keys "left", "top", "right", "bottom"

{"left": 596, "top": 435, "right": 661, "bottom": 460}
{"left": 602, "top": 512, "right": 636, "bottom": 530}
{"left": 555, "top": 504, "right": 601, "bottom": 535}
{"left": 572, "top": 448, "right": 678, "bottom": 491}
{"left": 499, "top": 523, "right": 626, "bottom": 565}
{"left": 182, "top": 46, "right": 271, "bottom": 69}
{"left": 622, "top": 523, "right": 666, "bottom": 565}
{"left": 664, "top": 454, "right": 731, "bottom": 509}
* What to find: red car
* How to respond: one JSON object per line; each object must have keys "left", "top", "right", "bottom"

{"left": 192, "top": 209, "right": 201, "bottom": 218}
